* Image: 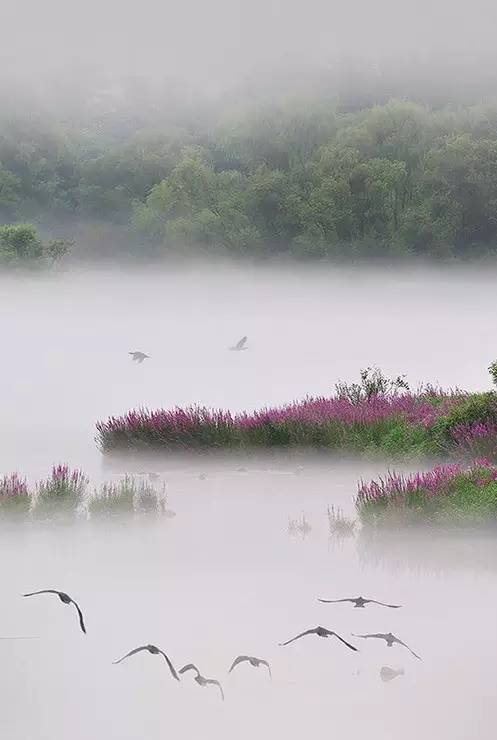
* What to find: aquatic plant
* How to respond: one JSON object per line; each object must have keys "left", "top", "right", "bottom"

{"left": 35, "top": 464, "right": 88, "bottom": 512}
{"left": 96, "top": 391, "right": 461, "bottom": 456}
{"left": 356, "top": 459, "right": 497, "bottom": 526}
{"left": 326, "top": 505, "right": 356, "bottom": 538}
{"left": 88, "top": 476, "right": 165, "bottom": 517}
{"left": 0, "top": 473, "right": 31, "bottom": 515}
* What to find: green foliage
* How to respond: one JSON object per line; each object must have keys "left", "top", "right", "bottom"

{"left": 434, "top": 392, "right": 497, "bottom": 440}
{"left": 7, "top": 94, "right": 497, "bottom": 257}
{"left": 0, "top": 223, "right": 72, "bottom": 266}
{"left": 489, "top": 361, "right": 497, "bottom": 388}
{"left": 335, "top": 366, "right": 410, "bottom": 404}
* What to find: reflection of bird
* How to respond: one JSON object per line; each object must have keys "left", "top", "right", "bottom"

{"left": 279, "top": 626, "right": 358, "bottom": 651}
{"left": 23, "top": 589, "right": 86, "bottom": 634}
{"left": 380, "top": 666, "right": 405, "bottom": 682}
{"left": 113, "top": 645, "right": 179, "bottom": 680}
{"left": 129, "top": 351, "right": 150, "bottom": 363}
{"left": 353, "top": 633, "right": 421, "bottom": 660}
{"left": 229, "top": 336, "right": 247, "bottom": 351}
{"left": 318, "top": 596, "right": 402, "bottom": 609}
{"left": 229, "top": 655, "right": 272, "bottom": 678}
{"left": 179, "top": 664, "right": 224, "bottom": 700}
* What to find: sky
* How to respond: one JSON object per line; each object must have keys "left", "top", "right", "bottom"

{"left": 3, "top": 0, "right": 497, "bottom": 91}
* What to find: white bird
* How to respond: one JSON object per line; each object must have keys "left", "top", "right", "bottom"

{"left": 229, "top": 655, "right": 272, "bottom": 678}
{"left": 229, "top": 336, "right": 247, "bottom": 351}
{"left": 113, "top": 644, "right": 179, "bottom": 680}
{"left": 23, "top": 589, "right": 86, "bottom": 634}
{"left": 353, "top": 633, "right": 421, "bottom": 660}
{"left": 129, "top": 351, "right": 150, "bottom": 363}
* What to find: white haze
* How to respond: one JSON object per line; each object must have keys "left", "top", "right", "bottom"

{"left": 3, "top": 0, "right": 497, "bottom": 92}
{"left": 0, "top": 264, "right": 497, "bottom": 740}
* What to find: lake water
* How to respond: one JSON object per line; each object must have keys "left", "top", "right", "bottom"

{"left": 1, "top": 263, "right": 496, "bottom": 739}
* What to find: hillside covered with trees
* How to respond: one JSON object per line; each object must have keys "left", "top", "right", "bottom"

{"left": 4, "top": 67, "right": 497, "bottom": 261}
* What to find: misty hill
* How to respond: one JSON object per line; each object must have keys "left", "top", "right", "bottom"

{"left": 4, "top": 77, "right": 497, "bottom": 261}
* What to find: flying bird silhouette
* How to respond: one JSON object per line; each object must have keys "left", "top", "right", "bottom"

{"left": 380, "top": 666, "right": 405, "bottom": 682}
{"left": 229, "top": 655, "right": 272, "bottom": 678}
{"left": 22, "top": 589, "right": 86, "bottom": 634}
{"left": 318, "top": 596, "right": 402, "bottom": 609}
{"left": 129, "top": 351, "right": 150, "bottom": 363}
{"left": 179, "top": 664, "right": 224, "bottom": 700}
{"left": 113, "top": 645, "right": 179, "bottom": 680}
{"left": 352, "top": 633, "right": 421, "bottom": 660}
{"left": 279, "top": 626, "right": 358, "bottom": 651}
{"left": 229, "top": 336, "right": 247, "bottom": 351}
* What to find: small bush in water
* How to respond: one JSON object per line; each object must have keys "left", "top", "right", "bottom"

{"left": 88, "top": 476, "right": 165, "bottom": 516}
{"left": 35, "top": 464, "right": 88, "bottom": 509}
{"left": 0, "top": 473, "right": 31, "bottom": 515}
{"left": 356, "top": 459, "right": 497, "bottom": 527}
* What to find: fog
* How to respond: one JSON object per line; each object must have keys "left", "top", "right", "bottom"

{"left": 1, "top": 264, "right": 497, "bottom": 739}
{"left": 3, "top": 0, "right": 497, "bottom": 98}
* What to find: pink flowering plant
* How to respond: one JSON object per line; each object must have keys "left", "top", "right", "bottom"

{"left": 35, "top": 464, "right": 88, "bottom": 511}
{"left": 0, "top": 473, "right": 31, "bottom": 514}
{"left": 356, "top": 459, "right": 497, "bottom": 526}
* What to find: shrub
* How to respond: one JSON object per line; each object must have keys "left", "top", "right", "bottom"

{"left": 0, "top": 474, "right": 31, "bottom": 516}
{"left": 35, "top": 464, "right": 88, "bottom": 514}
{"left": 335, "top": 366, "right": 409, "bottom": 404}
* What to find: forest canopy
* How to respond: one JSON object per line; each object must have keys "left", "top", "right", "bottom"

{"left": 4, "top": 71, "right": 497, "bottom": 260}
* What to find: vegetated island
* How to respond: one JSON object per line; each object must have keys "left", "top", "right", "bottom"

{"left": 95, "top": 365, "right": 497, "bottom": 527}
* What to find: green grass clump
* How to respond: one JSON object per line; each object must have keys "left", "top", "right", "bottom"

{"left": 88, "top": 476, "right": 166, "bottom": 517}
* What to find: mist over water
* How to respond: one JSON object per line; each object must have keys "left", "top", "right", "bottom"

{"left": 2, "top": 264, "right": 497, "bottom": 739}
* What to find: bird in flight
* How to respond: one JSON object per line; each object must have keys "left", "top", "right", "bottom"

{"left": 179, "top": 664, "right": 224, "bottom": 700}
{"left": 318, "top": 596, "right": 402, "bottom": 609}
{"left": 113, "top": 644, "right": 179, "bottom": 680}
{"left": 129, "top": 351, "right": 150, "bottom": 363}
{"left": 22, "top": 589, "right": 86, "bottom": 634}
{"left": 380, "top": 666, "right": 405, "bottom": 682}
{"left": 279, "top": 626, "right": 358, "bottom": 651}
{"left": 229, "top": 655, "right": 272, "bottom": 678}
{"left": 229, "top": 336, "right": 247, "bottom": 351}
{"left": 352, "top": 633, "right": 421, "bottom": 660}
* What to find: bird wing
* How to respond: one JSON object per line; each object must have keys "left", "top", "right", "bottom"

{"left": 394, "top": 637, "right": 422, "bottom": 660}
{"left": 260, "top": 659, "right": 272, "bottom": 678}
{"left": 22, "top": 590, "right": 60, "bottom": 597}
{"left": 352, "top": 633, "right": 386, "bottom": 640}
{"left": 317, "top": 598, "right": 355, "bottom": 604}
{"left": 228, "top": 655, "right": 250, "bottom": 672}
{"left": 236, "top": 336, "right": 247, "bottom": 349}
{"left": 331, "top": 632, "right": 359, "bottom": 651}
{"left": 159, "top": 650, "right": 180, "bottom": 680}
{"left": 179, "top": 663, "right": 200, "bottom": 676}
{"left": 113, "top": 646, "right": 149, "bottom": 664}
{"left": 279, "top": 628, "right": 317, "bottom": 646}
{"left": 70, "top": 599, "right": 87, "bottom": 634}
{"left": 205, "top": 679, "right": 224, "bottom": 701}
{"left": 368, "top": 600, "right": 402, "bottom": 608}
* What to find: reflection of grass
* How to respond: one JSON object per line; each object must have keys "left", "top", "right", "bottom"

{"left": 357, "top": 460, "right": 497, "bottom": 527}
{"left": 327, "top": 505, "right": 356, "bottom": 538}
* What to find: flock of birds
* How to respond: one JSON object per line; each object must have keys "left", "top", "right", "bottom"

{"left": 129, "top": 336, "right": 248, "bottom": 363}
{"left": 17, "top": 588, "right": 416, "bottom": 702}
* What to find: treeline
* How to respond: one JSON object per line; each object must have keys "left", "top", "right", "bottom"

{"left": 4, "top": 91, "right": 497, "bottom": 258}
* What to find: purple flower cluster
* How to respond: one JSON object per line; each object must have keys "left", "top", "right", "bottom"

{"left": 451, "top": 421, "right": 497, "bottom": 444}
{"left": 97, "top": 394, "right": 456, "bottom": 443}
{"left": 0, "top": 473, "right": 29, "bottom": 500}
{"left": 36, "top": 464, "right": 88, "bottom": 500}
{"left": 356, "top": 459, "right": 497, "bottom": 506}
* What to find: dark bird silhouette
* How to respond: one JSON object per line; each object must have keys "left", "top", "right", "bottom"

{"left": 129, "top": 351, "right": 150, "bottom": 363}
{"left": 22, "top": 590, "right": 86, "bottom": 634}
{"left": 318, "top": 596, "right": 402, "bottom": 609}
{"left": 279, "top": 626, "right": 358, "bottom": 651}
{"left": 352, "top": 633, "right": 421, "bottom": 660}
{"left": 380, "top": 666, "right": 405, "bottom": 682}
{"left": 229, "top": 336, "right": 247, "bottom": 351}
{"left": 179, "top": 664, "right": 224, "bottom": 700}
{"left": 229, "top": 655, "right": 272, "bottom": 678}
{"left": 113, "top": 645, "right": 179, "bottom": 680}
